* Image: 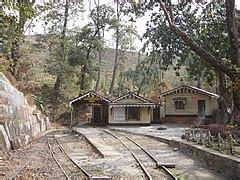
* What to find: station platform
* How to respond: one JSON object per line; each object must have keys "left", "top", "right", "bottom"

{"left": 73, "top": 126, "right": 120, "bottom": 158}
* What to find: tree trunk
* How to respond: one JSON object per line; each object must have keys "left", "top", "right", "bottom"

{"left": 52, "top": 0, "right": 69, "bottom": 121}
{"left": 95, "top": 26, "right": 104, "bottom": 92}
{"left": 79, "top": 23, "right": 101, "bottom": 92}
{"left": 109, "top": 38, "right": 119, "bottom": 94}
{"left": 52, "top": 75, "right": 61, "bottom": 121}
{"left": 109, "top": 1, "right": 120, "bottom": 94}
{"left": 225, "top": 0, "right": 238, "bottom": 67}
{"left": 79, "top": 65, "right": 86, "bottom": 92}
{"left": 79, "top": 44, "right": 93, "bottom": 92}
{"left": 218, "top": 72, "right": 228, "bottom": 123}
{"left": 225, "top": 0, "right": 240, "bottom": 124}
{"left": 95, "top": 50, "right": 102, "bottom": 92}
{"left": 10, "top": 2, "right": 30, "bottom": 77}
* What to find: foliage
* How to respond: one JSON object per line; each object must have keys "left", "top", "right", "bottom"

{"left": 119, "top": 51, "right": 161, "bottom": 94}
{"left": 2, "top": 1, "right": 36, "bottom": 75}
{"left": 143, "top": 3, "right": 230, "bottom": 85}
{"left": 4, "top": 0, "right": 238, "bottom": 123}
{"left": 32, "top": 94, "right": 51, "bottom": 116}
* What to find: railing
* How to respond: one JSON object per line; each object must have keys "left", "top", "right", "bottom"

{"left": 184, "top": 127, "right": 239, "bottom": 155}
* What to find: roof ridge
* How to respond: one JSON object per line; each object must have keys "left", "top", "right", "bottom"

{"left": 69, "top": 90, "right": 111, "bottom": 105}
{"left": 161, "top": 85, "right": 219, "bottom": 98}
{"left": 112, "top": 91, "right": 153, "bottom": 103}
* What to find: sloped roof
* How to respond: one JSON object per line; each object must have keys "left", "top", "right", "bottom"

{"left": 69, "top": 90, "right": 111, "bottom": 105}
{"left": 161, "top": 85, "right": 219, "bottom": 99}
{"left": 112, "top": 91, "right": 154, "bottom": 103}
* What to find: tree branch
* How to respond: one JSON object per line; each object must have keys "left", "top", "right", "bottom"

{"left": 158, "top": 0, "right": 236, "bottom": 81}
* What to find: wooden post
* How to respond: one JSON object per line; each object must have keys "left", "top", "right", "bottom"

{"left": 192, "top": 128, "right": 196, "bottom": 142}
{"left": 217, "top": 133, "right": 221, "bottom": 150}
{"left": 207, "top": 131, "right": 211, "bottom": 147}
{"left": 70, "top": 106, "right": 73, "bottom": 127}
{"left": 229, "top": 134, "right": 233, "bottom": 154}
{"left": 199, "top": 129, "right": 204, "bottom": 145}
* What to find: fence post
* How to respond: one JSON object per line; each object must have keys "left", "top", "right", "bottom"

{"left": 192, "top": 128, "right": 196, "bottom": 142}
{"left": 229, "top": 134, "right": 233, "bottom": 154}
{"left": 207, "top": 131, "right": 211, "bottom": 147}
{"left": 217, "top": 133, "right": 221, "bottom": 150}
{"left": 198, "top": 129, "right": 204, "bottom": 145}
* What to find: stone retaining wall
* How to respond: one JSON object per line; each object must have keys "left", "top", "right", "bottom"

{"left": 111, "top": 128, "right": 240, "bottom": 180}
{"left": 0, "top": 73, "right": 50, "bottom": 152}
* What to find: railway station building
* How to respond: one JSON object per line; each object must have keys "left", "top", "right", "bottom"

{"left": 160, "top": 85, "right": 219, "bottom": 124}
{"left": 70, "top": 91, "right": 159, "bottom": 125}
{"left": 70, "top": 85, "right": 219, "bottom": 125}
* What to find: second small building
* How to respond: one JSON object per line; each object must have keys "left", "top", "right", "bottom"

{"left": 109, "top": 92, "right": 158, "bottom": 125}
{"left": 160, "top": 85, "right": 219, "bottom": 124}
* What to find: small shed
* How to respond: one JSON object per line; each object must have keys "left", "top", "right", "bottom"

{"left": 70, "top": 91, "right": 111, "bottom": 125}
{"left": 161, "top": 85, "right": 219, "bottom": 124}
{"left": 109, "top": 92, "right": 158, "bottom": 125}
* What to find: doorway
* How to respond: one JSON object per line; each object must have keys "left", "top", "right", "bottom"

{"left": 198, "top": 100, "right": 205, "bottom": 121}
{"left": 152, "top": 108, "right": 160, "bottom": 123}
{"left": 92, "top": 105, "right": 102, "bottom": 123}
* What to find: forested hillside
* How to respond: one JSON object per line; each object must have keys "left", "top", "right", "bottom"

{"left": 2, "top": 0, "right": 239, "bottom": 124}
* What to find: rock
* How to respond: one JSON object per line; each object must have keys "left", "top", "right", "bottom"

{"left": 173, "top": 148, "right": 178, "bottom": 151}
{"left": 157, "top": 126, "right": 167, "bottom": 130}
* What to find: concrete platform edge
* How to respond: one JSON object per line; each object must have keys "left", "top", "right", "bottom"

{"left": 72, "top": 129, "right": 105, "bottom": 158}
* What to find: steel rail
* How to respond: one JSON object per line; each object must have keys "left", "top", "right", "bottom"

{"left": 54, "top": 137, "right": 91, "bottom": 178}
{"left": 33, "top": 148, "right": 51, "bottom": 179}
{"left": 101, "top": 128, "right": 152, "bottom": 180}
{"left": 126, "top": 137, "right": 177, "bottom": 180}
{"left": 47, "top": 136, "right": 70, "bottom": 180}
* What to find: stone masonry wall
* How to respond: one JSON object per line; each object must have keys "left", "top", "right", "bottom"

{"left": 0, "top": 73, "right": 50, "bottom": 152}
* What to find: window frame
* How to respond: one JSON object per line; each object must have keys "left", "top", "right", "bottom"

{"left": 126, "top": 107, "right": 140, "bottom": 121}
{"left": 173, "top": 98, "right": 186, "bottom": 110}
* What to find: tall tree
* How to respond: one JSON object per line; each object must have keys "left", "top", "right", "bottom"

{"left": 109, "top": 0, "right": 120, "bottom": 94}
{"left": 2, "top": 0, "right": 36, "bottom": 76}
{"left": 77, "top": 4, "right": 115, "bottom": 92}
{"left": 129, "top": 0, "right": 239, "bottom": 123}
{"left": 143, "top": 2, "right": 232, "bottom": 121}
{"left": 109, "top": 1, "right": 138, "bottom": 94}
{"left": 53, "top": 0, "right": 69, "bottom": 121}
{"left": 38, "top": 0, "right": 82, "bottom": 120}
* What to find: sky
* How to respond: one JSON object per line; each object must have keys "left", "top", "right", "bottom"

{"left": 26, "top": 0, "right": 240, "bottom": 51}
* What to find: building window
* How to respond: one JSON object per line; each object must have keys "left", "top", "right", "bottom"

{"left": 173, "top": 98, "right": 186, "bottom": 109}
{"left": 126, "top": 107, "right": 140, "bottom": 120}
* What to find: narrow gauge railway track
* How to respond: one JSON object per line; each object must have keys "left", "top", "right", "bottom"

{"left": 47, "top": 135, "right": 91, "bottom": 179}
{"left": 100, "top": 128, "right": 177, "bottom": 180}
{"left": 8, "top": 129, "right": 69, "bottom": 179}
{"left": 8, "top": 137, "right": 50, "bottom": 179}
